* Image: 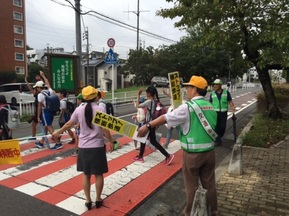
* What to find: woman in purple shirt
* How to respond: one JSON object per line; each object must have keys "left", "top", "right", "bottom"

{"left": 53, "top": 86, "right": 115, "bottom": 211}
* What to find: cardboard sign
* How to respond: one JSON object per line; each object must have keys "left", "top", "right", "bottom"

{"left": 168, "top": 71, "right": 182, "bottom": 109}
{"left": 0, "top": 139, "right": 23, "bottom": 166}
{"left": 92, "top": 111, "right": 148, "bottom": 143}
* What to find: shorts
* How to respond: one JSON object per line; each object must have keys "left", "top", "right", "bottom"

{"left": 77, "top": 147, "right": 108, "bottom": 175}
{"left": 41, "top": 109, "right": 55, "bottom": 126}
{"left": 75, "top": 127, "right": 80, "bottom": 136}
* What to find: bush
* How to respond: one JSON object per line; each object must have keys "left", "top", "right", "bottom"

{"left": 243, "top": 113, "right": 289, "bottom": 148}
{"left": 246, "top": 84, "right": 289, "bottom": 148}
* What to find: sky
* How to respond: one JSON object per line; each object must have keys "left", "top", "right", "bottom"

{"left": 25, "top": 0, "right": 187, "bottom": 59}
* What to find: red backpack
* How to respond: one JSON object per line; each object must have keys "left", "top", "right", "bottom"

{"left": 151, "top": 100, "right": 166, "bottom": 119}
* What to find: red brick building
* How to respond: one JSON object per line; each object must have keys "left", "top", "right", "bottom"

{"left": 0, "top": 0, "right": 26, "bottom": 75}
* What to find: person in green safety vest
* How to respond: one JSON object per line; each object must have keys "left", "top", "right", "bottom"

{"left": 137, "top": 75, "right": 218, "bottom": 216}
{"left": 209, "top": 79, "right": 236, "bottom": 146}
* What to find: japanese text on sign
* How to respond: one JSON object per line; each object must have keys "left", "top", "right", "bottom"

{"left": 168, "top": 71, "right": 182, "bottom": 109}
{"left": 92, "top": 111, "right": 148, "bottom": 143}
{"left": 0, "top": 140, "right": 23, "bottom": 166}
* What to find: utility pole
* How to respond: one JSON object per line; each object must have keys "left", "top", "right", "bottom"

{"left": 75, "top": 0, "right": 84, "bottom": 88}
{"left": 124, "top": 0, "right": 149, "bottom": 85}
{"left": 136, "top": 0, "right": 140, "bottom": 51}
{"left": 83, "top": 27, "right": 91, "bottom": 86}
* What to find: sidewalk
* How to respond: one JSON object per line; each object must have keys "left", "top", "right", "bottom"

{"left": 216, "top": 140, "right": 289, "bottom": 215}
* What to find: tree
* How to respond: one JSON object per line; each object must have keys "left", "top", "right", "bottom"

{"left": 27, "top": 63, "right": 45, "bottom": 82}
{"left": 158, "top": 1, "right": 289, "bottom": 118}
{"left": 0, "top": 71, "right": 17, "bottom": 85}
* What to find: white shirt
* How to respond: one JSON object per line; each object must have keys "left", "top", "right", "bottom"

{"left": 98, "top": 98, "right": 106, "bottom": 111}
{"left": 165, "top": 96, "right": 204, "bottom": 134}
{"left": 60, "top": 98, "right": 67, "bottom": 110}
{"left": 37, "top": 88, "right": 54, "bottom": 109}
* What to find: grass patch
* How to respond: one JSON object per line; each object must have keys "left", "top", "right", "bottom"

{"left": 243, "top": 113, "right": 289, "bottom": 148}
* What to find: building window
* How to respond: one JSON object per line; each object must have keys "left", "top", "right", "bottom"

{"left": 15, "top": 66, "right": 25, "bottom": 74}
{"left": 13, "top": 11, "right": 23, "bottom": 21}
{"left": 14, "top": 25, "right": 23, "bottom": 34}
{"left": 14, "top": 39, "right": 23, "bottom": 47}
{"left": 15, "top": 53, "right": 24, "bottom": 61}
{"left": 13, "top": 0, "right": 22, "bottom": 7}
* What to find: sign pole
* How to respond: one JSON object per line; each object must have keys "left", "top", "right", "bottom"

{"left": 112, "top": 62, "right": 114, "bottom": 105}
{"left": 106, "top": 38, "right": 116, "bottom": 108}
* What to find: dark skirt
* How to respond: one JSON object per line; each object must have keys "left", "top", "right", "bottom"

{"left": 77, "top": 146, "right": 108, "bottom": 175}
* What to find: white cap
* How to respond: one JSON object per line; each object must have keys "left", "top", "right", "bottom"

{"left": 33, "top": 81, "right": 45, "bottom": 88}
{"left": 213, "top": 79, "right": 223, "bottom": 85}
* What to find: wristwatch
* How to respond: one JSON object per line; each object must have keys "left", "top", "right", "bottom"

{"left": 146, "top": 123, "right": 151, "bottom": 129}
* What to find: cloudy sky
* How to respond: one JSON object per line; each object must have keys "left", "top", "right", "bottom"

{"left": 25, "top": 0, "right": 187, "bottom": 59}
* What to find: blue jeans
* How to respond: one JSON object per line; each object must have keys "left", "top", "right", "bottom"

{"left": 163, "top": 126, "right": 179, "bottom": 148}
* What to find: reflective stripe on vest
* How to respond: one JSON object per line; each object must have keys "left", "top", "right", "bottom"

{"left": 180, "top": 141, "right": 214, "bottom": 151}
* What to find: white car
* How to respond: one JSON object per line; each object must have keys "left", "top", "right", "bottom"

{"left": 0, "top": 83, "right": 35, "bottom": 106}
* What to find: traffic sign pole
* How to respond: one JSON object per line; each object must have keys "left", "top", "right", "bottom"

{"left": 106, "top": 38, "right": 116, "bottom": 109}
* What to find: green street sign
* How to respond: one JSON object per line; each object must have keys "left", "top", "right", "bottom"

{"left": 51, "top": 56, "right": 75, "bottom": 90}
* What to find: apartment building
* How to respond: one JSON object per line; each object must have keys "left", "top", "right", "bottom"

{"left": 0, "top": 0, "right": 26, "bottom": 75}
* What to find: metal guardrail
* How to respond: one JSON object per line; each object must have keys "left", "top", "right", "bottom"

{"left": 18, "top": 84, "right": 260, "bottom": 117}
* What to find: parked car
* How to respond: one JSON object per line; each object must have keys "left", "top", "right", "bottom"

{"left": 0, "top": 83, "right": 35, "bottom": 106}
{"left": 151, "top": 76, "right": 169, "bottom": 87}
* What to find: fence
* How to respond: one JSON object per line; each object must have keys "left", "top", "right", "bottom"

{"left": 18, "top": 84, "right": 258, "bottom": 117}
{"left": 19, "top": 100, "right": 35, "bottom": 117}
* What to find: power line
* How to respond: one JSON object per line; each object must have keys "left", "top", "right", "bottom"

{"left": 57, "top": 0, "right": 177, "bottom": 44}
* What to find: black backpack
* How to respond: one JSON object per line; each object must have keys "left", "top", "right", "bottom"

{"left": 66, "top": 101, "right": 75, "bottom": 115}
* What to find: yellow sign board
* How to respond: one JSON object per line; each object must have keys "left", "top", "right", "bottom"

{"left": 168, "top": 71, "right": 182, "bottom": 109}
{"left": 92, "top": 111, "right": 148, "bottom": 143}
{"left": 0, "top": 139, "right": 23, "bottom": 166}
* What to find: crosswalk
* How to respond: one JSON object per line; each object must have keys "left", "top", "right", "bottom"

{"left": 0, "top": 135, "right": 182, "bottom": 216}
{"left": 0, "top": 90, "right": 258, "bottom": 216}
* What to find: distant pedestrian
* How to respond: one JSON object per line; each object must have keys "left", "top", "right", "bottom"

{"left": 58, "top": 89, "right": 75, "bottom": 144}
{"left": 52, "top": 85, "right": 117, "bottom": 210}
{"left": 161, "top": 88, "right": 179, "bottom": 149}
{"left": 132, "top": 86, "right": 174, "bottom": 165}
{"left": 210, "top": 79, "right": 236, "bottom": 146}
{"left": 137, "top": 75, "right": 218, "bottom": 215}
{"left": 71, "top": 93, "right": 83, "bottom": 157}
{"left": 25, "top": 73, "right": 39, "bottom": 139}
{"left": 0, "top": 95, "right": 17, "bottom": 140}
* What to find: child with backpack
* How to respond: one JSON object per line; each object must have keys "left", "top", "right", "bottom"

{"left": 58, "top": 89, "right": 75, "bottom": 144}
{"left": 132, "top": 96, "right": 146, "bottom": 151}
{"left": 34, "top": 71, "right": 62, "bottom": 150}
{"left": 71, "top": 93, "right": 83, "bottom": 157}
{"left": 132, "top": 86, "right": 174, "bottom": 165}
{"left": 0, "top": 95, "right": 18, "bottom": 140}
{"left": 97, "top": 90, "right": 119, "bottom": 151}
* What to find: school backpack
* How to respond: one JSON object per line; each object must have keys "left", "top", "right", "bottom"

{"left": 106, "top": 102, "right": 114, "bottom": 116}
{"left": 42, "top": 91, "right": 60, "bottom": 113}
{"left": 1, "top": 105, "right": 20, "bottom": 130}
{"left": 150, "top": 100, "right": 166, "bottom": 119}
{"left": 136, "top": 107, "right": 147, "bottom": 123}
{"left": 66, "top": 100, "right": 75, "bottom": 115}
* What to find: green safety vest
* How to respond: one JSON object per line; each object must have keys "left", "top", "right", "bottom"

{"left": 180, "top": 99, "right": 217, "bottom": 153}
{"left": 211, "top": 89, "right": 229, "bottom": 112}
